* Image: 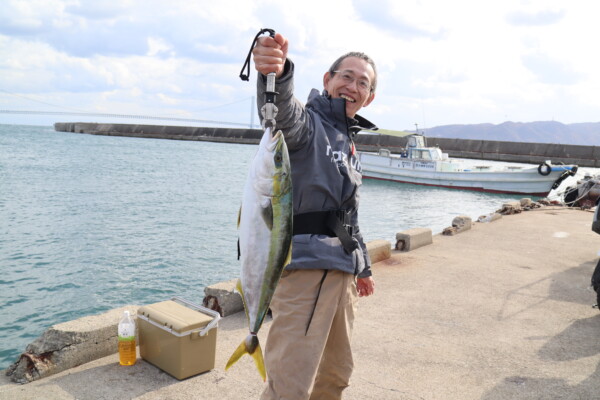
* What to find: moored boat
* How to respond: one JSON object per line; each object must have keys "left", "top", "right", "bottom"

{"left": 358, "top": 134, "right": 577, "bottom": 196}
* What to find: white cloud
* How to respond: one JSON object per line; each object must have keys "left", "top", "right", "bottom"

{"left": 1, "top": 0, "right": 600, "bottom": 130}
{"left": 147, "top": 37, "right": 173, "bottom": 57}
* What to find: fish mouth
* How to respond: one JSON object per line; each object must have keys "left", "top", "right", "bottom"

{"left": 340, "top": 94, "right": 355, "bottom": 103}
{"left": 267, "top": 129, "right": 284, "bottom": 143}
{"left": 264, "top": 129, "right": 284, "bottom": 151}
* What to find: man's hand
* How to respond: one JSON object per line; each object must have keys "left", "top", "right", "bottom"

{"left": 253, "top": 33, "right": 288, "bottom": 78}
{"left": 357, "top": 276, "right": 375, "bottom": 297}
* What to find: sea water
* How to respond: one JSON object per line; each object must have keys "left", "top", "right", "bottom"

{"left": 0, "top": 124, "right": 536, "bottom": 368}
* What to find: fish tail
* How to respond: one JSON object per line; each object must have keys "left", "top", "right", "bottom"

{"left": 225, "top": 340, "right": 247, "bottom": 370}
{"left": 225, "top": 334, "right": 266, "bottom": 381}
{"left": 252, "top": 341, "right": 266, "bottom": 381}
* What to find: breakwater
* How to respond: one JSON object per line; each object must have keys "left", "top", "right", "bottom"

{"left": 54, "top": 122, "right": 600, "bottom": 167}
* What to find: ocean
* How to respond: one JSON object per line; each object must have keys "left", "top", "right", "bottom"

{"left": 0, "top": 124, "right": 542, "bottom": 369}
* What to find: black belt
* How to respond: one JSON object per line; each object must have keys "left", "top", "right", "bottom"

{"left": 293, "top": 210, "right": 359, "bottom": 254}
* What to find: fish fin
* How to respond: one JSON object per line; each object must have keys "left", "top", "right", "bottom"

{"left": 225, "top": 335, "right": 266, "bottom": 381}
{"left": 237, "top": 205, "right": 242, "bottom": 228}
{"left": 261, "top": 200, "right": 274, "bottom": 230}
{"left": 236, "top": 279, "right": 247, "bottom": 309}
{"left": 251, "top": 341, "right": 266, "bottom": 382}
{"left": 236, "top": 279, "right": 251, "bottom": 323}
{"left": 225, "top": 340, "right": 247, "bottom": 372}
{"left": 284, "top": 243, "right": 292, "bottom": 266}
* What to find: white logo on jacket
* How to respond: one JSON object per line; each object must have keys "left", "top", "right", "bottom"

{"left": 326, "top": 145, "right": 347, "bottom": 166}
{"left": 326, "top": 145, "right": 362, "bottom": 172}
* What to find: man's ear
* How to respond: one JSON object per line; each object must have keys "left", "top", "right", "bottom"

{"left": 323, "top": 71, "right": 332, "bottom": 90}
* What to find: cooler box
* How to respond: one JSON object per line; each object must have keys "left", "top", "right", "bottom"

{"left": 137, "top": 297, "right": 221, "bottom": 380}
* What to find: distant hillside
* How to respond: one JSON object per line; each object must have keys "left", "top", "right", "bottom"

{"left": 419, "top": 121, "right": 600, "bottom": 146}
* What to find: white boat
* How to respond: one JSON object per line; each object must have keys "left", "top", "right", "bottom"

{"left": 357, "top": 135, "right": 578, "bottom": 196}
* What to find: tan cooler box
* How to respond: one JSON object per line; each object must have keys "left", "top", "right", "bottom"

{"left": 137, "top": 296, "right": 221, "bottom": 380}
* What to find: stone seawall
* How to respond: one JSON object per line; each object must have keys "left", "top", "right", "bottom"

{"left": 54, "top": 122, "right": 263, "bottom": 145}
{"left": 54, "top": 122, "right": 600, "bottom": 167}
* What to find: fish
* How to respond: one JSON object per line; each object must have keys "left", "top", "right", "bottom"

{"left": 225, "top": 127, "right": 293, "bottom": 381}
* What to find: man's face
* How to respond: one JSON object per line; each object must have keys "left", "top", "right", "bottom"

{"left": 323, "top": 56, "right": 376, "bottom": 118}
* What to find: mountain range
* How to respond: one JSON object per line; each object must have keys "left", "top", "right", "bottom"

{"left": 418, "top": 121, "right": 600, "bottom": 146}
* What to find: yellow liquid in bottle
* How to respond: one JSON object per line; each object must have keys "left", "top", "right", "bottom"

{"left": 118, "top": 338, "right": 137, "bottom": 366}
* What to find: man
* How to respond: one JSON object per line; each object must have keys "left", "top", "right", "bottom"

{"left": 253, "top": 32, "right": 376, "bottom": 400}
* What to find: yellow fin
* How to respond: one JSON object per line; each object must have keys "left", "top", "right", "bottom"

{"left": 284, "top": 243, "right": 292, "bottom": 267}
{"left": 236, "top": 279, "right": 251, "bottom": 326}
{"left": 225, "top": 335, "right": 266, "bottom": 381}
{"left": 251, "top": 342, "right": 266, "bottom": 382}
{"left": 236, "top": 279, "right": 246, "bottom": 308}
{"left": 225, "top": 340, "right": 247, "bottom": 372}
{"left": 261, "top": 200, "right": 273, "bottom": 230}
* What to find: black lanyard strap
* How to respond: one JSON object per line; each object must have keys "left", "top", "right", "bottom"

{"left": 239, "top": 28, "right": 275, "bottom": 81}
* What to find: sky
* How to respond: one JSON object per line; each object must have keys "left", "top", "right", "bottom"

{"left": 1, "top": 0, "right": 599, "bottom": 131}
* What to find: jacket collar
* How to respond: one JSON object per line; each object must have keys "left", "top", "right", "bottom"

{"left": 348, "top": 114, "right": 378, "bottom": 137}
{"left": 307, "top": 89, "right": 378, "bottom": 138}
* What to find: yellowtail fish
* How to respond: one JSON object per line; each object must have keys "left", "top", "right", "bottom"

{"left": 225, "top": 127, "right": 293, "bottom": 381}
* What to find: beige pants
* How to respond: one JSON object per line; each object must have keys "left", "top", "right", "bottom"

{"left": 260, "top": 269, "right": 358, "bottom": 400}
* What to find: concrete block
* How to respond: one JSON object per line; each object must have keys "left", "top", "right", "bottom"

{"left": 203, "top": 279, "right": 243, "bottom": 317}
{"left": 395, "top": 228, "right": 433, "bottom": 252}
{"left": 443, "top": 215, "right": 473, "bottom": 236}
{"left": 477, "top": 212, "right": 502, "bottom": 223}
{"left": 366, "top": 239, "right": 392, "bottom": 264}
{"left": 453, "top": 215, "right": 472, "bottom": 230}
{"left": 519, "top": 198, "right": 543, "bottom": 210}
{"left": 6, "top": 305, "right": 138, "bottom": 383}
{"left": 497, "top": 201, "right": 523, "bottom": 215}
{"left": 520, "top": 198, "right": 533, "bottom": 207}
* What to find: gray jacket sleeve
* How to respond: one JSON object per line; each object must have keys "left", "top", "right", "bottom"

{"left": 256, "top": 60, "right": 311, "bottom": 151}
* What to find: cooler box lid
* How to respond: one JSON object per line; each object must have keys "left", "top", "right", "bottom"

{"left": 138, "top": 300, "right": 215, "bottom": 336}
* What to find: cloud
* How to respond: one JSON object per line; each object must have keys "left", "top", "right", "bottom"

{"left": 522, "top": 53, "right": 582, "bottom": 85}
{"left": 0, "top": 0, "right": 260, "bottom": 60}
{"left": 506, "top": 9, "right": 566, "bottom": 26}
{"left": 146, "top": 37, "right": 173, "bottom": 57}
{"left": 2, "top": 0, "right": 600, "bottom": 130}
{"left": 64, "top": 1, "right": 134, "bottom": 20}
{"left": 0, "top": 2, "right": 62, "bottom": 37}
{"left": 353, "top": 0, "right": 445, "bottom": 39}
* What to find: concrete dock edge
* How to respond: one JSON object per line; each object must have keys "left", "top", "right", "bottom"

{"left": 5, "top": 306, "right": 138, "bottom": 384}
{"left": 395, "top": 227, "right": 433, "bottom": 251}
{"left": 3, "top": 205, "right": 600, "bottom": 399}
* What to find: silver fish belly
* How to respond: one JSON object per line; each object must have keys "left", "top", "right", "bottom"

{"left": 225, "top": 127, "right": 293, "bottom": 381}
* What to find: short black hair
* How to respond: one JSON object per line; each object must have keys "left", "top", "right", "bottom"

{"left": 328, "top": 52, "right": 377, "bottom": 93}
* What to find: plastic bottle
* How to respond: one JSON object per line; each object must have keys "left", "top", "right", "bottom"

{"left": 118, "top": 310, "right": 136, "bottom": 366}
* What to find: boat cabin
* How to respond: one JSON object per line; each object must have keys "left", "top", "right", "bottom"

{"left": 403, "top": 134, "right": 445, "bottom": 161}
{"left": 375, "top": 134, "right": 447, "bottom": 161}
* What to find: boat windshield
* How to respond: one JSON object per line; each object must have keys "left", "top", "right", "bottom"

{"left": 412, "top": 149, "right": 432, "bottom": 160}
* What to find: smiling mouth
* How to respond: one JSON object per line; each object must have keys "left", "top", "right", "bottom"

{"left": 340, "top": 94, "right": 355, "bottom": 103}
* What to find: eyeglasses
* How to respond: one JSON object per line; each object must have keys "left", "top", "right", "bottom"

{"left": 332, "top": 70, "right": 373, "bottom": 93}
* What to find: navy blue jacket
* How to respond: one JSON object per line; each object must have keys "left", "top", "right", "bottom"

{"left": 257, "top": 60, "right": 377, "bottom": 278}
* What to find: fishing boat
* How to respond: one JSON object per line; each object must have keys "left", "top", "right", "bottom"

{"left": 357, "top": 134, "right": 578, "bottom": 196}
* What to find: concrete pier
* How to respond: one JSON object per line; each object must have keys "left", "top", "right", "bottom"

{"left": 54, "top": 122, "right": 600, "bottom": 167}
{"left": 2, "top": 205, "right": 599, "bottom": 399}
